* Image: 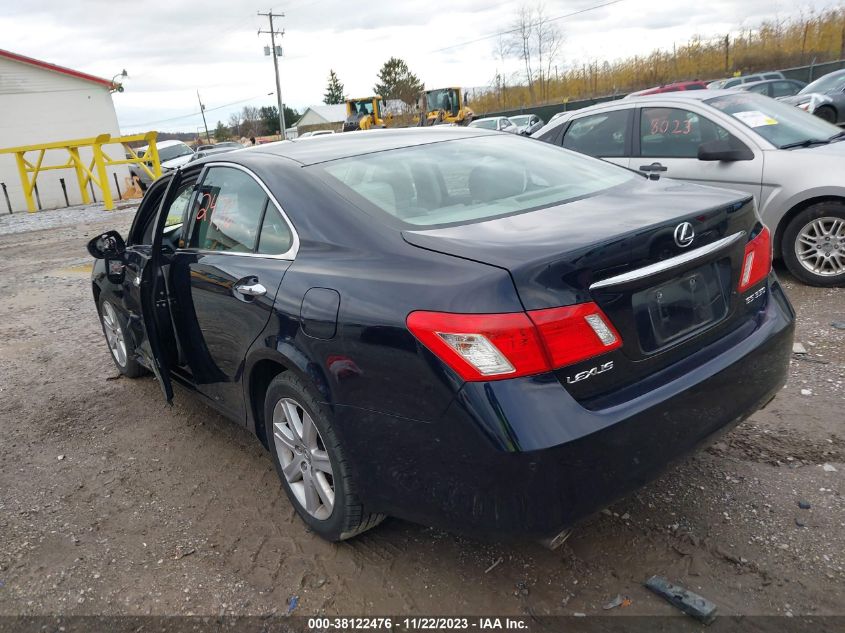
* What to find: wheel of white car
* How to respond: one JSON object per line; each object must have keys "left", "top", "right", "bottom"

{"left": 782, "top": 202, "right": 845, "bottom": 286}
{"left": 98, "top": 297, "right": 145, "bottom": 377}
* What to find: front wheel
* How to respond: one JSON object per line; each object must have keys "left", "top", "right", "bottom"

{"left": 98, "top": 297, "right": 145, "bottom": 377}
{"left": 264, "top": 372, "right": 384, "bottom": 541}
{"left": 781, "top": 202, "right": 845, "bottom": 286}
{"left": 815, "top": 105, "right": 837, "bottom": 124}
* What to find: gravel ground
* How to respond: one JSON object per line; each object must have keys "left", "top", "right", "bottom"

{"left": 0, "top": 204, "right": 843, "bottom": 620}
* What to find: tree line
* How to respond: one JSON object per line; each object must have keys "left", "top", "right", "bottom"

{"left": 476, "top": 5, "right": 845, "bottom": 114}
{"left": 213, "top": 104, "right": 301, "bottom": 141}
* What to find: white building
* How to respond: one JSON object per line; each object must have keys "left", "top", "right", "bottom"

{"left": 0, "top": 49, "right": 127, "bottom": 212}
{"left": 293, "top": 104, "right": 347, "bottom": 134}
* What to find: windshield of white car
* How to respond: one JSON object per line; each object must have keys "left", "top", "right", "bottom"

{"left": 318, "top": 134, "right": 634, "bottom": 227}
{"left": 509, "top": 115, "right": 531, "bottom": 126}
{"left": 470, "top": 119, "right": 498, "bottom": 129}
{"left": 159, "top": 144, "right": 194, "bottom": 161}
{"left": 706, "top": 92, "right": 843, "bottom": 149}
{"left": 799, "top": 71, "right": 845, "bottom": 95}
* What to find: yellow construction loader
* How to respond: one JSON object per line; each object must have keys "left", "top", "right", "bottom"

{"left": 419, "top": 87, "right": 474, "bottom": 126}
{"left": 342, "top": 96, "right": 389, "bottom": 132}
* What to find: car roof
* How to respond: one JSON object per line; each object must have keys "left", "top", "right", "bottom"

{"left": 742, "top": 78, "right": 801, "bottom": 87}
{"left": 626, "top": 88, "right": 741, "bottom": 101}
{"left": 136, "top": 139, "right": 188, "bottom": 152}
{"left": 250, "top": 127, "right": 498, "bottom": 166}
{"left": 155, "top": 139, "right": 188, "bottom": 148}
{"left": 547, "top": 89, "right": 749, "bottom": 123}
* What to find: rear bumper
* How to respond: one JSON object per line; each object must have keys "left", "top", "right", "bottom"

{"left": 334, "top": 279, "right": 794, "bottom": 539}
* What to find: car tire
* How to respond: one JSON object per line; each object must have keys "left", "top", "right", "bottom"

{"left": 815, "top": 105, "right": 837, "bottom": 124}
{"left": 98, "top": 297, "right": 145, "bottom": 377}
{"left": 264, "top": 372, "right": 385, "bottom": 541}
{"left": 781, "top": 202, "right": 845, "bottom": 286}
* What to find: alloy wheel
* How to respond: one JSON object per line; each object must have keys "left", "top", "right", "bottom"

{"left": 272, "top": 397, "right": 335, "bottom": 520}
{"left": 101, "top": 302, "right": 127, "bottom": 367}
{"left": 794, "top": 216, "right": 845, "bottom": 277}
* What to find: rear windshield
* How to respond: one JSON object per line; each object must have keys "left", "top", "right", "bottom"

{"left": 318, "top": 135, "right": 634, "bottom": 227}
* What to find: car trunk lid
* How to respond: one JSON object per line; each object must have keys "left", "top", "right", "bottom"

{"left": 402, "top": 179, "right": 762, "bottom": 402}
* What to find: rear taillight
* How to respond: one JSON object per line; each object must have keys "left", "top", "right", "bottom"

{"left": 738, "top": 226, "right": 772, "bottom": 292}
{"left": 406, "top": 303, "right": 622, "bottom": 382}
{"left": 405, "top": 311, "right": 548, "bottom": 381}
{"left": 528, "top": 304, "right": 621, "bottom": 368}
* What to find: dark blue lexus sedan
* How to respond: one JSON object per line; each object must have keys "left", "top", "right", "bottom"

{"left": 88, "top": 128, "right": 794, "bottom": 544}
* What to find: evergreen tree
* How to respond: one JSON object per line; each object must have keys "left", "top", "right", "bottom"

{"left": 373, "top": 57, "right": 424, "bottom": 106}
{"left": 323, "top": 70, "right": 345, "bottom": 104}
{"left": 213, "top": 120, "right": 228, "bottom": 141}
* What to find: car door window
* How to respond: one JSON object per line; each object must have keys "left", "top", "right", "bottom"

{"left": 640, "top": 107, "right": 742, "bottom": 158}
{"left": 189, "top": 167, "right": 268, "bottom": 253}
{"left": 136, "top": 178, "right": 196, "bottom": 245}
{"left": 562, "top": 110, "right": 629, "bottom": 157}
{"left": 771, "top": 81, "right": 797, "bottom": 97}
{"left": 747, "top": 83, "right": 770, "bottom": 95}
{"left": 257, "top": 207, "right": 294, "bottom": 255}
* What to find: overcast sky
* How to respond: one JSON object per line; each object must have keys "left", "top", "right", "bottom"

{"left": 2, "top": 0, "right": 841, "bottom": 133}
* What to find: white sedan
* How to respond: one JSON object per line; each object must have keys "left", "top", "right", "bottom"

{"left": 468, "top": 117, "right": 521, "bottom": 134}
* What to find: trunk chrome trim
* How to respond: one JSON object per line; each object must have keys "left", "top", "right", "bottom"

{"left": 589, "top": 231, "right": 746, "bottom": 290}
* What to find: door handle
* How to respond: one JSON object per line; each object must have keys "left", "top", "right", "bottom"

{"left": 639, "top": 162, "right": 667, "bottom": 180}
{"left": 234, "top": 282, "right": 267, "bottom": 297}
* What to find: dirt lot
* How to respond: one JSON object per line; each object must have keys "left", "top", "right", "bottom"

{"left": 0, "top": 205, "right": 843, "bottom": 621}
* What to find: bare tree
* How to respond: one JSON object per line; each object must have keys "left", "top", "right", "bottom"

{"left": 241, "top": 106, "right": 263, "bottom": 137}
{"left": 506, "top": 2, "right": 564, "bottom": 102}
{"left": 534, "top": 3, "right": 563, "bottom": 100}
{"left": 227, "top": 111, "right": 242, "bottom": 137}
{"left": 508, "top": 4, "right": 536, "bottom": 100}
{"left": 492, "top": 35, "right": 510, "bottom": 107}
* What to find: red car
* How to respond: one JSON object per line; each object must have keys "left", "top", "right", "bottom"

{"left": 627, "top": 81, "right": 709, "bottom": 97}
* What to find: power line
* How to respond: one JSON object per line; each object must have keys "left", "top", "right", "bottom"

{"left": 430, "top": 0, "right": 627, "bottom": 54}
{"left": 121, "top": 93, "right": 274, "bottom": 128}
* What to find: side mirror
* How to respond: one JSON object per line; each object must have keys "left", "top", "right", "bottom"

{"left": 698, "top": 140, "right": 754, "bottom": 162}
{"left": 87, "top": 230, "right": 126, "bottom": 260}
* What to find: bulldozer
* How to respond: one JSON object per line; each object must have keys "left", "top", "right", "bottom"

{"left": 419, "top": 87, "right": 474, "bottom": 126}
{"left": 342, "top": 96, "right": 390, "bottom": 132}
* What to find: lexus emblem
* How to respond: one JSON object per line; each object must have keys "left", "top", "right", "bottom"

{"left": 674, "top": 222, "right": 695, "bottom": 248}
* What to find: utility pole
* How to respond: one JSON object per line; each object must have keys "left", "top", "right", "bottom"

{"left": 258, "top": 10, "right": 286, "bottom": 138}
{"left": 196, "top": 91, "right": 210, "bottom": 142}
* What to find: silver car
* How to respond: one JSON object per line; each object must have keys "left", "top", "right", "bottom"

{"left": 468, "top": 117, "right": 521, "bottom": 134}
{"left": 533, "top": 90, "right": 845, "bottom": 285}
{"left": 707, "top": 71, "right": 785, "bottom": 90}
{"left": 780, "top": 69, "right": 845, "bottom": 125}
{"left": 508, "top": 113, "right": 545, "bottom": 135}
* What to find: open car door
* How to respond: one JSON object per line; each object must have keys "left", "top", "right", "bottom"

{"left": 134, "top": 169, "right": 184, "bottom": 403}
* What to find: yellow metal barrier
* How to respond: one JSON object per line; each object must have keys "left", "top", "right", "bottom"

{"left": 0, "top": 132, "right": 161, "bottom": 212}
